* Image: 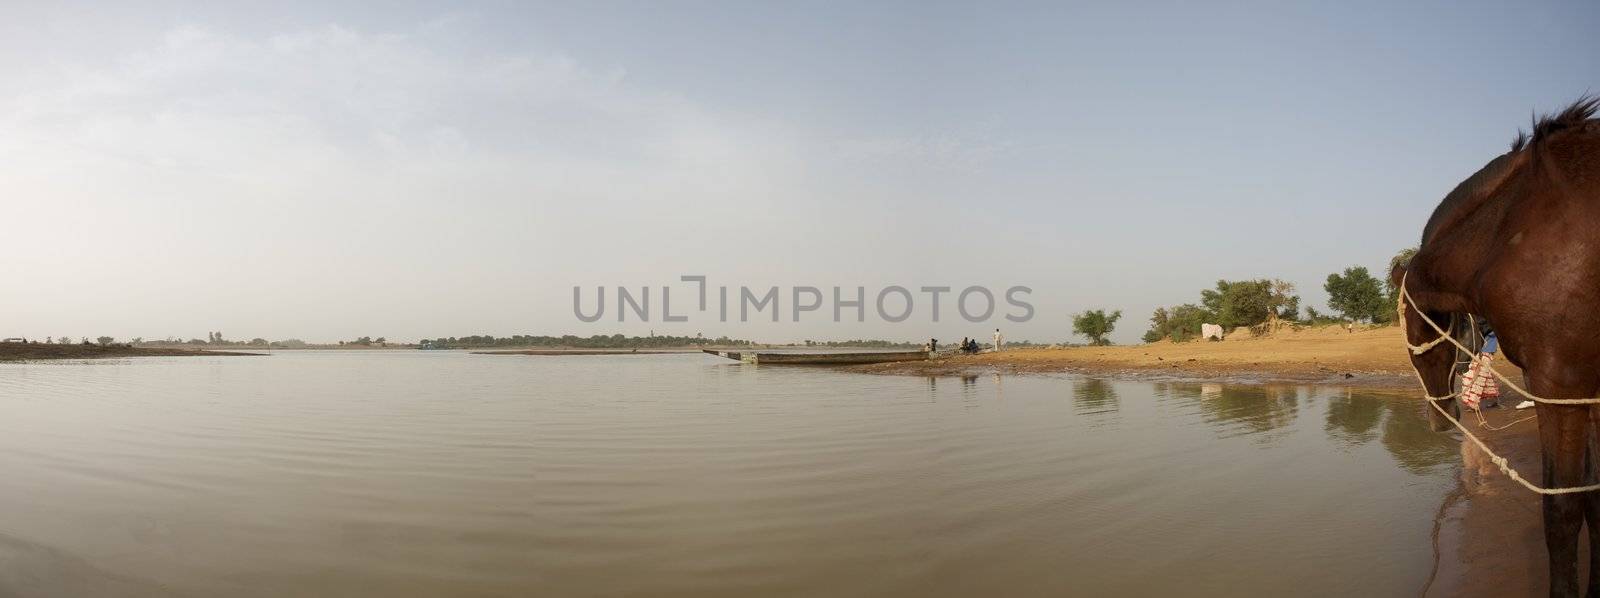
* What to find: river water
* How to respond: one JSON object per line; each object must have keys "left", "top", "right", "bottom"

{"left": 0, "top": 351, "right": 1460, "bottom": 596}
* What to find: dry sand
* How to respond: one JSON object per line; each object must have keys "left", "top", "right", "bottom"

{"left": 853, "top": 325, "right": 1525, "bottom": 387}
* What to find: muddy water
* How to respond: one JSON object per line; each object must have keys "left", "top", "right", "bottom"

{"left": 0, "top": 352, "right": 1459, "bottom": 596}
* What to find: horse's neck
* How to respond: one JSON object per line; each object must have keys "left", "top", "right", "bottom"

{"left": 1415, "top": 191, "right": 1525, "bottom": 313}
{"left": 1419, "top": 130, "right": 1598, "bottom": 310}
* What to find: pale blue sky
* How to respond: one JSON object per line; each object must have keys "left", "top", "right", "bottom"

{"left": 2, "top": 1, "right": 1596, "bottom": 343}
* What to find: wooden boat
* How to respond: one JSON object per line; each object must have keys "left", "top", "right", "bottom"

{"left": 700, "top": 349, "right": 929, "bottom": 365}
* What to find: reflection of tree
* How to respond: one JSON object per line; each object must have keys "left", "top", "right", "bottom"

{"left": 1152, "top": 382, "right": 1201, "bottom": 402}
{"left": 1072, "top": 378, "right": 1120, "bottom": 414}
{"left": 1190, "top": 385, "right": 1301, "bottom": 439}
{"left": 1380, "top": 399, "right": 1459, "bottom": 474}
{"left": 1324, "top": 388, "right": 1384, "bottom": 447}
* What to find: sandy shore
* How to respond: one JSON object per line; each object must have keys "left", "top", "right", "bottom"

{"left": 851, "top": 325, "right": 1526, "bottom": 387}
{"left": 0, "top": 343, "right": 262, "bottom": 361}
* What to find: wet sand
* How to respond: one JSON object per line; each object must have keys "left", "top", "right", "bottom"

{"left": 1425, "top": 406, "right": 1582, "bottom": 597}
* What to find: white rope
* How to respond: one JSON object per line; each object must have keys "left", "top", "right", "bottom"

{"left": 1399, "top": 272, "right": 1600, "bottom": 494}
{"left": 1408, "top": 334, "right": 1450, "bottom": 355}
{"left": 1474, "top": 405, "right": 1536, "bottom": 431}
{"left": 1423, "top": 394, "right": 1600, "bottom": 494}
{"left": 1399, "top": 273, "right": 1600, "bottom": 405}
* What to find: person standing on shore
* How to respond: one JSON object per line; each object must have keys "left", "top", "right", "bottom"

{"left": 993, "top": 329, "right": 1004, "bottom": 352}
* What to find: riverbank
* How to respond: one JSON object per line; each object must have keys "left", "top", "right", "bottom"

{"left": 852, "top": 325, "right": 1524, "bottom": 388}
{"left": 0, "top": 343, "right": 262, "bottom": 361}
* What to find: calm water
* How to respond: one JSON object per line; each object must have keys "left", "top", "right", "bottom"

{"left": 0, "top": 351, "right": 1460, "bottom": 596}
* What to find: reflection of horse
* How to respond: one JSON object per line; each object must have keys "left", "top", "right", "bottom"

{"left": 1393, "top": 98, "right": 1600, "bottom": 597}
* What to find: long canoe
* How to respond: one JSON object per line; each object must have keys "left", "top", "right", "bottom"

{"left": 701, "top": 349, "right": 929, "bottom": 365}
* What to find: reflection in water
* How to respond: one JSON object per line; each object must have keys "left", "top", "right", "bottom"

{"left": 0, "top": 358, "right": 1466, "bottom": 597}
{"left": 1153, "top": 381, "right": 1459, "bottom": 473}
{"left": 1183, "top": 384, "right": 1302, "bottom": 441}
{"left": 1325, "top": 388, "right": 1385, "bottom": 448}
{"left": 1072, "top": 378, "right": 1120, "bottom": 414}
{"left": 1381, "top": 400, "right": 1460, "bottom": 474}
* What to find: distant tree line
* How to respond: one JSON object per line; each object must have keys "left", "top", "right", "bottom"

{"left": 803, "top": 339, "right": 919, "bottom": 348}
{"left": 419, "top": 334, "right": 754, "bottom": 349}
{"left": 1142, "top": 248, "right": 1415, "bottom": 343}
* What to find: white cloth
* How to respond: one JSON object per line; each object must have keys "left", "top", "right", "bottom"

{"left": 993, "top": 332, "right": 1003, "bottom": 352}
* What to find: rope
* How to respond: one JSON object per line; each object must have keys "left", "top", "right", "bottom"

{"left": 1423, "top": 393, "right": 1600, "bottom": 494}
{"left": 1399, "top": 273, "right": 1600, "bottom": 405}
{"left": 1473, "top": 405, "right": 1536, "bottom": 431}
{"left": 1399, "top": 272, "right": 1600, "bottom": 494}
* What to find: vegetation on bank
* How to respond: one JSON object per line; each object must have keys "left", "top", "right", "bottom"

{"left": 0, "top": 342, "right": 261, "bottom": 361}
{"left": 1141, "top": 248, "right": 1416, "bottom": 343}
{"left": 1073, "top": 309, "right": 1122, "bottom": 346}
{"left": 802, "top": 339, "right": 919, "bottom": 348}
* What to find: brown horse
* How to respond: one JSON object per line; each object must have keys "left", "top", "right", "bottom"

{"left": 1393, "top": 96, "right": 1600, "bottom": 597}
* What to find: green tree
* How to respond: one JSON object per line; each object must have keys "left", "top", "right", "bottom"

{"left": 1142, "top": 303, "right": 1211, "bottom": 342}
{"left": 1266, "top": 279, "right": 1299, "bottom": 323}
{"left": 1384, "top": 247, "right": 1419, "bottom": 312}
{"left": 96, "top": 336, "right": 114, "bottom": 346}
{"left": 1304, "top": 306, "right": 1340, "bottom": 325}
{"left": 1143, "top": 307, "right": 1171, "bottom": 343}
{"left": 1200, "top": 279, "right": 1273, "bottom": 329}
{"left": 1325, "top": 266, "right": 1388, "bottom": 323}
{"left": 1073, "top": 309, "right": 1122, "bottom": 346}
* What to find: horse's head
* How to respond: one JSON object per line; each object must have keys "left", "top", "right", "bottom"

{"left": 1391, "top": 262, "right": 1460, "bottom": 426}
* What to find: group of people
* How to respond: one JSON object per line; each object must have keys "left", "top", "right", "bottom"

{"left": 926, "top": 329, "right": 1005, "bottom": 355}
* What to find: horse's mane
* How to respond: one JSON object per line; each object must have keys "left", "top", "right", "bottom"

{"left": 1511, "top": 95, "right": 1599, "bottom": 152}
{"left": 1421, "top": 96, "right": 1599, "bottom": 245}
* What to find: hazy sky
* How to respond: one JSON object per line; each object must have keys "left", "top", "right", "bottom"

{"left": 3, "top": 1, "right": 1597, "bottom": 344}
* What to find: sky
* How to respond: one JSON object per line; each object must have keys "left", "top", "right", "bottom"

{"left": 2, "top": 0, "right": 1597, "bottom": 344}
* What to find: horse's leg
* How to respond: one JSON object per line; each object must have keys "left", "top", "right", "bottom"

{"left": 1539, "top": 403, "right": 1588, "bottom": 597}
{"left": 1584, "top": 405, "right": 1600, "bottom": 598}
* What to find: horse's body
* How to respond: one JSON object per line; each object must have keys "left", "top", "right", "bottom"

{"left": 1395, "top": 98, "right": 1600, "bottom": 597}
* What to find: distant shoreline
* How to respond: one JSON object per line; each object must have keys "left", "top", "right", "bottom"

{"left": 0, "top": 343, "right": 263, "bottom": 361}
{"left": 472, "top": 349, "right": 701, "bottom": 356}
